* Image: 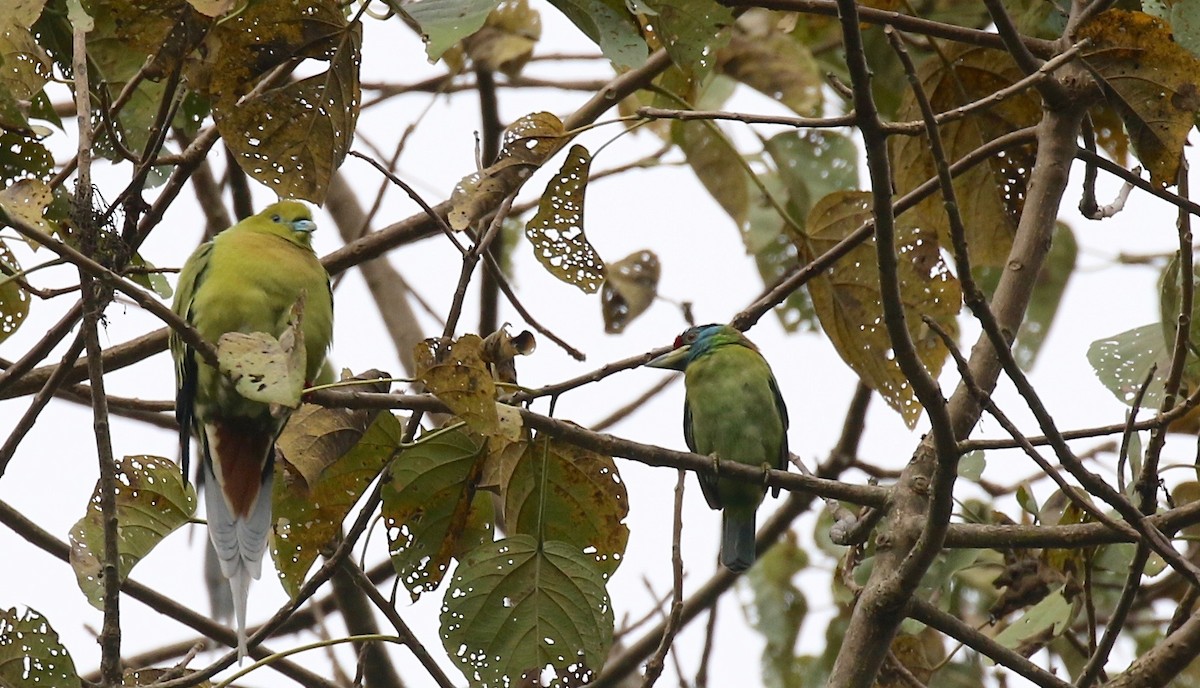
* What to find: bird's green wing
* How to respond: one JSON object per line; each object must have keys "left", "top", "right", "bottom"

{"left": 768, "top": 373, "right": 790, "bottom": 496}
{"left": 684, "top": 397, "right": 723, "bottom": 510}
{"left": 170, "top": 240, "right": 214, "bottom": 480}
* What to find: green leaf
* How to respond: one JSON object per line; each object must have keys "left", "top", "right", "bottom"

{"left": 1145, "top": 0, "right": 1200, "bottom": 58}
{"left": 601, "top": 249, "right": 660, "bottom": 333}
{"left": 547, "top": 0, "right": 646, "bottom": 69}
{"left": 957, "top": 450, "right": 985, "bottom": 481}
{"left": 643, "top": 0, "right": 731, "bottom": 77}
{"left": 1087, "top": 323, "right": 1169, "bottom": 407}
{"left": 1079, "top": 10, "right": 1200, "bottom": 186}
{"left": 718, "top": 12, "right": 821, "bottom": 116}
{"left": 68, "top": 455, "right": 198, "bottom": 609}
{"left": 0, "top": 177, "right": 55, "bottom": 234}
{"left": 0, "top": 130, "right": 53, "bottom": 186}
{"left": 127, "top": 253, "right": 172, "bottom": 299}
{"left": 747, "top": 531, "right": 808, "bottom": 688}
{"left": 0, "top": 239, "right": 31, "bottom": 345}
{"left": 801, "top": 191, "right": 962, "bottom": 428}
{"left": 0, "top": 607, "right": 79, "bottom": 688}
{"left": 461, "top": 0, "right": 541, "bottom": 77}
{"left": 765, "top": 130, "right": 859, "bottom": 214}
{"left": 1015, "top": 482, "right": 1039, "bottom": 516}
{"left": 890, "top": 45, "right": 1041, "bottom": 267}
{"left": 0, "top": 0, "right": 49, "bottom": 27}
{"left": 524, "top": 144, "right": 607, "bottom": 294}
{"left": 384, "top": 428, "right": 494, "bottom": 600}
{"left": 404, "top": 0, "right": 499, "bottom": 61}
{"left": 993, "top": 585, "right": 1077, "bottom": 653}
{"left": 504, "top": 435, "right": 628, "bottom": 577}
{"left": 273, "top": 404, "right": 402, "bottom": 598}
{"left": 0, "top": 22, "right": 52, "bottom": 130}
{"left": 673, "top": 119, "right": 749, "bottom": 228}
{"left": 440, "top": 536, "right": 613, "bottom": 687}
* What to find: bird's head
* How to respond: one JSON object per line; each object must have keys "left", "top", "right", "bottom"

{"left": 646, "top": 323, "right": 746, "bottom": 371}
{"left": 256, "top": 200, "right": 318, "bottom": 248}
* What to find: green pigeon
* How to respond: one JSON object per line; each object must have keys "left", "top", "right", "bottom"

{"left": 171, "top": 200, "right": 333, "bottom": 658}
{"left": 648, "top": 324, "right": 789, "bottom": 572}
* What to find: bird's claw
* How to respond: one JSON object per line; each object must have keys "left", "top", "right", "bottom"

{"left": 760, "top": 462, "right": 772, "bottom": 487}
{"left": 709, "top": 453, "right": 721, "bottom": 477}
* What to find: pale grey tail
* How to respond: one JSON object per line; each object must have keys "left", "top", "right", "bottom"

{"left": 721, "top": 511, "right": 756, "bottom": 573}
{"left": 204, "top": 460, "right": 273, "bottom": 662}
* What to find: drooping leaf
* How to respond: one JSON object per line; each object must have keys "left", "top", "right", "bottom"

{"left": 601, "top": 249, "right": 660, "bottom": 333}
{"left": 503, "top": 434, "right": 628, "bottom": 576}
{"left": 273, "top": 407, "right": 403, "bottom": 598}
{"left": 0, "top": 240, "right": 30, "bottom": 344}
{"left": 0, "top": 177, "right": 55, "bottom": 234}
{"left": 480, "top": 326, "right": 536, "bottom": 386}
{"left": 976, "top": 223, "right": 1076, "bottom": 371}
{"left": 890, "top": 45, "right": 1041, "bottom": 267}
{"left": 643, "top": 0, "right": 732, "bottom": 77}
{"left": 747, "top": 531, "right": 809, "bottom": 688}
{"left": 217, "top": 315, "right": 307, "bottom": 410}
{"left": 993, "top": 585, "right": 1078, "bottom": 654}
{"left": 0, "top": 130, "right": 53, "bottom": 185}
{"left": 0, "top": 22, "right": 52, "bottom": 130}
{"left": 547, "top": 0, "right": 646, "bottom": 69}
{"left": 673, "top": 119, "right": 749, "bottom": 228}
{"left": 440, "top": 536, "right": 613, "bottom": 687}
{"left": 68, "top": 455, "right": 198, "bottom": 608}
{"left": 448, "top": 111, "right": 567, "bottom": 230}
{"left": 383, "top": 428, "right": 494, "bottom": 600}
{"left": 206, "top": 0, "right": 360, "bottom": 203}
{"left": 801, "top": 191, "right": 962, "bottom": 427}
{"left": 0, "top": 607, "right": 79, "bottom": 688}
{"left": 461, "top": 0, "right": 541, "bottom": 77}
{"left": 415, "top": 334, "right": 501, "bottom": 436}
{"left": 717, "top": 10, "right": 821, "bottom": 116}
{"left": 126, "top": 252, "right": 172, "bottom": 299}
{"left": 1144, "top": 0, "right": 1200, "bottom": 58}
{"left": 1079, "top": 10, "right": 1200, "bottom": 186}
{"left": 1087, "top": 323, "right": 1170, "bottom": 408}
{"left": 524, "top": 144, "right": 607, "bottom": 293}
{"left": 404, "top": 0, "right": 499, "bottom": 61}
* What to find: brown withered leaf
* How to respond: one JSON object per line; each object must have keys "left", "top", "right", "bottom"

{"left": 1079, "top": 10, "right": 1200, "bottom": 186}
{"left": 601, "top": 249, "right": 660, "bottom": 333}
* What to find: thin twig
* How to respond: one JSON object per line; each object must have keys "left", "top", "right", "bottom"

{"left": 640, "top": 470, "right": 686, "bottom": 687}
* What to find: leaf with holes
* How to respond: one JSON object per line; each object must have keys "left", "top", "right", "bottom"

{"left": 0, "top": 177, "right": 55, "bottom": 235}
{"left": 415, "top": 334, "right": 505, "bottom": 437}
{"left": 643, "top": 0, "right": 732, "bottom": 77}
{"left": 503, "top": 434, "right": 628, "bottom": 576}
{"left": 525, "top": 144, "right": 606, "bottom": 293}
{"left": 68, "top": 455, "right": 197, "bottom": 609}
{"left": 273, "top": 409, "right": 403, "bottom": 597}
{"left": 207, "top": 0, "right": 360, "bottom": 203}
{"left": 440, "top": 536, "right": 613, "bottom": 687}
{"left": 0, "top": 22, "right": 51, "bottom": 130}
{"left": 1080, "top": 10, "right": 1200, "bottom": 186}
{"left": 800, "top": 191, "right": 962, "bottom": 428}
{"left": 0, "top": 130, "right": 53, "bottom": 187}
{"left": 449, "top": 111, "right": 568, "bottom": 230}
{"left": 601, "top": 249, "right": 660, "bottom": 333}
{"left": 383, "top": 428, "right": 492, "bottom": 600}
{"left": 547, "top": 0, "right": 646, "bottom": 69}
{"left": 890, "top": 45, "right": 1041, "bottom": 267}
{"left": 0, "top": 239, "right": 30, "bottom": 345}
{"left": 217, "top": 298, "right": 307, "bottom": 411}
{"left": 0, "top": 607, "right": 79, "bottom": 688}
{"left": 1086, "top": 323, "right": 1170, "bottom": 408}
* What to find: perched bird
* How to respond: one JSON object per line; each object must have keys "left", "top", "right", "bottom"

{"left": 648, "top": 324, "right": 788, "bottom": 572}
{"left": 171, "top": 200, "right": 333, "bottom": 659}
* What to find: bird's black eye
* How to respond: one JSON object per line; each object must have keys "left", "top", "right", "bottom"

{"left": 271, "top": 214, "right": 282, "bottom": 222}
{"left": 683, "top": 330, "right": 696, "bottom": 343}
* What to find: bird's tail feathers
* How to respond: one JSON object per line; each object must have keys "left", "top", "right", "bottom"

{"left": 721, "top": 511, "right": 757, "bottom": 573}
{"left": 202, "top": 426, "right": 274, "bottom": 663}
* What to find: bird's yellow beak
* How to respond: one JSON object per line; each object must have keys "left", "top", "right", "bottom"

{"left": 647, "top": 345, "right": 690, "bottom": 371}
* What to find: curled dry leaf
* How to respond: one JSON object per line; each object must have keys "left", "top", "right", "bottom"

{"left": 601, "top": 249, "right": 660, "bottom": 334}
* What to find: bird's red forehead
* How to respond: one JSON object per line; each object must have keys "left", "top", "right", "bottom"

{"left": 672, "top": 334, "right": 685, "bottom": 348}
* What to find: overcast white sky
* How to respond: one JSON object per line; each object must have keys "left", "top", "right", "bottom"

{"left": 0, "top": 5, "right": 1191, "bottom": 686}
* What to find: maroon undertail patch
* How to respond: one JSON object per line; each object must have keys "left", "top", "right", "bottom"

{"left": 210, "top": 419, "right": 273, "bottom": 518}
